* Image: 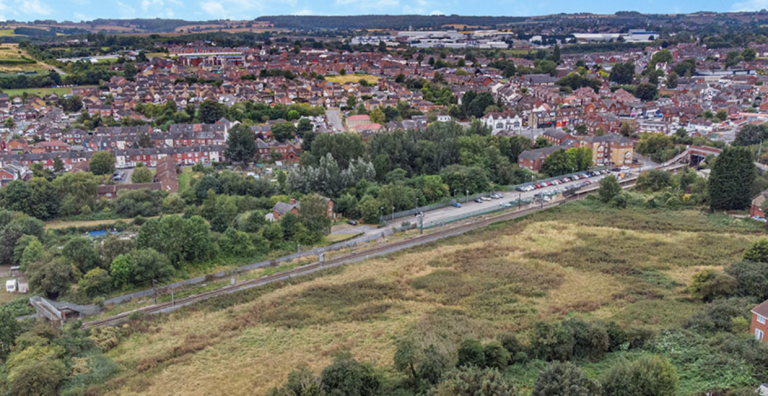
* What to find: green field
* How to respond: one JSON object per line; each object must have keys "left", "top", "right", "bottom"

{"left": 0, "top": 29, "right": 20, "bottom": 37}
{"left": 2, "top": 86, "right": 73, "bottom": 97}
{"left": 92, "top": 199, "right": 766, "bottom": 396}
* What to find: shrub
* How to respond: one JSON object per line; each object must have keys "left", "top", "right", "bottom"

{"left": 457, "top": 338, "right": 485, "bottom": 367}
{"left": 687, "top": 269, "right": 736, "bottom": 302}
{"left": 726, "top": 261, "right": 768, "bottom": 300}
{"left": 320, "top": 352, "right": 381, "bottom": 396}
{"left": 9, "top": 359, "right": 67, "bottom": 396}
{"left": 744, "top": 239, "right": 768, "bottom": 263}
{"left": 89, "top": 327, "right": 121, "bottom": 352}
{"left": 599, "top": 176, "right": 622, "bottom": 203}
{"left": 432, "top": 366, "right": 516, "bottom": 396}
{"left": 530, "top": 321, "right": 574, "bottom": 362}
{"left": 483, "top": 341, "right": 511, "bottom": 370}
{"left": 564, "top": 318, "right": 609, "bottom": 361}
{"left": 532, "top": 362, "right": 599, "bottom": 396}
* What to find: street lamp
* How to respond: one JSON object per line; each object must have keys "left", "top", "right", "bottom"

{"left": 392, "top": 206, "right": 395, "bottom": 221}
{"left": 465, "top": 189, "right": 469, "bottom": 203}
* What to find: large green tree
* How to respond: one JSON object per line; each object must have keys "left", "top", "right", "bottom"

{"left": 198, "top": 100, "right": 227, "bottom": 124}
{"left": 225, "top": 124, "right": 257, "bottom": 166}
{"left": 708, "top": 147, "right": 755, "bottom": 211}
{"left": 89, "top": 151, "right": 116, "bottom": 176}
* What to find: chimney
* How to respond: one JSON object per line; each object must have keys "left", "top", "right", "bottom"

{"left": 289, "top": 198, "right": 297, "bottom": 205}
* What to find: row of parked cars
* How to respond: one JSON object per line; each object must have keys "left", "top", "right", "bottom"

{"left": 112, "top": 171, "right": 126, "bottom": 182}
{"left": 472, "top": 192, "right": 504, "bottom": 203}
{"left": 516, "top": 170, "right": 609, "bottom": 192}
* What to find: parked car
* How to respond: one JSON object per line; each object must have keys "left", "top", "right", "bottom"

{"left": 451, "top": 202, "right": 462, "bottom": 208}
{"left": 481, "top": 196, "right": 491, "bottom": 201}
{"left": 535, "top": 184, "right": 542, "bottom": 189}
{"left": 347, "top": 220, "right": 358, "bottom": 226}
{"left": 474, "top": 197, "right": 484, "bottom": 203}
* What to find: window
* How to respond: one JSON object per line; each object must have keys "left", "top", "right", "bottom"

{"left": 756, "top": 328, "right": 764, "bottom": 341}
{"left": 759, "top": 315, "right": 766, "bottom": 324}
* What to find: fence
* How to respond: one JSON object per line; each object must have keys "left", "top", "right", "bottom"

{"left": 104, "top": 227, "right": 399, "bottom": 306}
{"left": 423, "top": 198, "right": 534, "bottom": 229}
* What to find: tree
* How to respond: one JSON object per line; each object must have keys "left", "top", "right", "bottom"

{"left": 79, "top": 267, "right": 113, "bottom": 297}
{"left": 601, "top": 355, "right": 677, "bottom": 396}
{"left": 634, "top": 83, "right": 657, "bottom": 102}
{"left": 598, "top": 176, "right": 622, "bottom": 203}
{"left": 272, "top": 121, "right": 297, "bottom": 142}
{"left": 715, "top": 110, "right": 728, "bottom": 122}
{"left": 568, "top": 147, "right": 593, "bottom": 171}
{"left": 532, "top": 362, "right": 599, "bottom": 396}
{"left": 89, "top": 151, "right": 116, "bottom": 176}
{"left": 298, "top": 194, "right": 331, "bottom": 238}
{"left": 635, "top": 169, "right": 672, "bottom": 192}
{"left": 734, "top": 124, "right": 768, "bottom": 146}
{"left": 52, "top": 157, "right": 64, "bottom": 174}
{"left": 3, "top": 117, "right": 14, "bottom": 129}
{"left": 225, "top": 124, "right": 257, "bottom": 166}
{"left": 727, "top": 260, "right": 768, "bottom": 300}
{"left": 198, "top": 99, "right": 227, "bottom": 124}
{"left": 131, "top": 165, "right": 153, "bottom": 184}
{"left": 27, "top": 259, "right": 72, "bottom": 299}
{"left": 457, "top": 338, "right": 486, "bottom": 367}
{"left": 369, "top": 107, "right": 385, "bottom": 125}
{"left": 137, "top": 132, "right": 154, "bottom": 148}
{"left": 687, "top": 269, "right": 736, "bottom": 302}
{"left": 110, "top": 249, "right": 174, "bottom": 289}
{"left": 609, "top": 62, "right": 635, "bottom": 85}
{"left": 708, "top": 147, "right": 755, "bottom": 211}
{"left": 541, "top": 149, "right": 574, "bottom": 177}
{"left": 743, "top": 48, "right": 757, "bottom": 62}
{"left": 432, "top": 366, "right": 516, "bottom": 396}
{"left": 619, "top": 122, "right": 635, "bottom": 138}
{"left": 62, "top": 236, "right": 100, "bottom": 274}
{"left": 666, "top": 71, "right": 678, "bottom": 89}
{"left": 0, "top": 309, "right": 21, "bottom": 360}
{"left": 534, "top": 136, "right": 552, "bottom": 149}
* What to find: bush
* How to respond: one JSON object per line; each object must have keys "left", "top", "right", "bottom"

{"left": 432, "top": 366, "right": 516, "bottom": 396}
{"left": 726, "top": 261, "right": 768, "bottom": 300}
{"left": 532, "top": 362, "right": 599, "bottom": 396}
{"left": 320, "top": 352, "right": 381, "bottom": 396}
{"left": 9, "top": 359, "right": 67, "bottom": 396}
{"left": 744, "top": 239, "right": 768, "bottom": 263}
{"left": 457, "top": 338, "right": 485, "bottom": 367}
{"left": 564, "top": 318, "right": 609, "bottom": 361}
{"left": 530, "top": 321, "right": 575, "bottom": 362}
{"left": 599, "top": 176, "right": 622, "bottom": 203}
{"left": 687, "top": 269, "right": 736, "bottom": 302}
{"left": 483, "top": 342, "right": 511, "bottom": 370}
{"left": 602, "top": 355, "right": 678, "bottom": 396}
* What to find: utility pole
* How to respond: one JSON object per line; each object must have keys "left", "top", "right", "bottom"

{"left": 152, "top": 279, "right": 157, "bottom": 305}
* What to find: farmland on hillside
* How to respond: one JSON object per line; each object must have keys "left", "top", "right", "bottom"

{"left": 92, "top": 200, "right": 765, "bottom": 396}
{"left": 0, "top": 44, "right": 54, "bottom": 74}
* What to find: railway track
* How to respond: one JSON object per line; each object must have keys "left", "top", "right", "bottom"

{"left": 82, "top": 171, "right": 654, "bottom": 328}
{"left": 82, "top": 200, "right": 568, "bottom": 328}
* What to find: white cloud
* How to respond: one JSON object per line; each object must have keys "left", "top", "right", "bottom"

{"left": 116, "top": 1, "right": 137, "bottom": 18}
{"left": 429, "top": 9, "right": 444, "bottom": 15}
{"left": 16, "top": 0, "right": 52, "bottom": 15}
{"left": 200, "top": 1, "right": 228, "bottom": 18}
{"left": 732, "top": 0, "right": 768, "bottom": 10}
{"left": 402, "top": 5, "right": 425, "bottom": 13}
{"left": 293, "top": 8, "right": 313, "bottom": 15}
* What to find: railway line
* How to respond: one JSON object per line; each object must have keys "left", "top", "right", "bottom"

{"left": 81, "top": 170, "right": 653, "bottom": 328}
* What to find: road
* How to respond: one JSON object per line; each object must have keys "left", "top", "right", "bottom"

{"left": 326, "top": 108, "right": 344, "bottom": 132}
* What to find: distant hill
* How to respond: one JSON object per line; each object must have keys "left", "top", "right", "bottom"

{"left": 255, "top": 15, "right": 527, "bottom": 30}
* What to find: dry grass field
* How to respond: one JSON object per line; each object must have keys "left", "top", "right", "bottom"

{"left": 98, "top": 201, "right": 763, "bottom": 396}
{"left": 0, "top": 44, "right": 53, "bottom": 74}
{"left": 325, "top": 74, "right": 380, "bottom": 84}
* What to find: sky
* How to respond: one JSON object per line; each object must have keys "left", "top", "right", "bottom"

{"left": 5, "top": 0, "right": 768, "bottom": 22}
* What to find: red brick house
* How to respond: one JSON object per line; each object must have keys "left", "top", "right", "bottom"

{"left": 271, "top": 197, "right": 334, "bottom": 221}
{"left": 518, "top": 145, "right": 565, "bottom": 172}
{"left": 751, "top": 300, "right": 768, "bottom": 342}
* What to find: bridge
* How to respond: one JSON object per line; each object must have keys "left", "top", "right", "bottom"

{"left": 29, "top": 296, "right": 101, "bottom": 325}
{"left": 661, "top": 146, "right": 723, "bottom": 168}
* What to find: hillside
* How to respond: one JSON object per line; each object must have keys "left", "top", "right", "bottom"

{"left": 89, "top": 200, "right": 764, "bottom": 396}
